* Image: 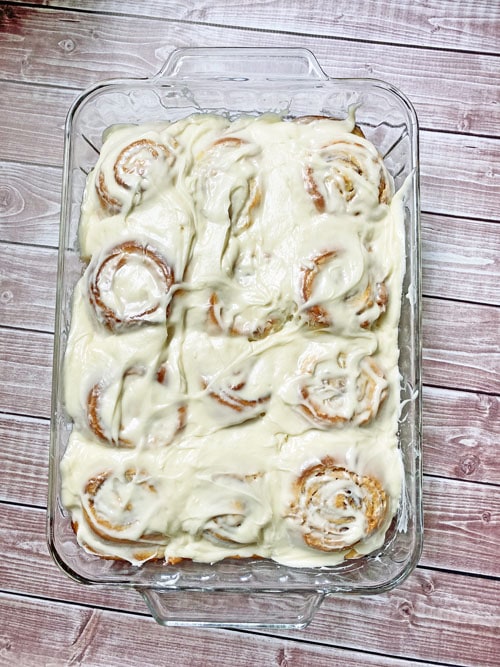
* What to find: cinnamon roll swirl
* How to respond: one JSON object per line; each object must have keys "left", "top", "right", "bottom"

{"left": 195, "top": 135, "right": 261, "bottom": 233}
{"left": 95, "top": 137, "right": 176, "bottom": 214}
{"left": 86, "top": 365, "right": 186, "bottom": 449}
{"left": 89, "top": 241, "right": 174, "bottom": 331}
{"left": 79, "top": 468, "right": 169, "bottom": 561}
{"left": 208, "top": 244, "right": 291, "bottom": 340}
{"left": 202, "top": 359, "right": 271, "bottom": 420}
{"left": 304, "top": 135, "right": 391, "bottom": 214}
{"left": 300, "top": 247, "right": 388, "bottom": 331}
{"left": 183, "top": 473, "right": 269, "bottom": 548}
{"left": 291, "top": 349, "right": 388, "bottom": 427}
{"left": 290, "top": 458, "right": 388, "bottom": 552}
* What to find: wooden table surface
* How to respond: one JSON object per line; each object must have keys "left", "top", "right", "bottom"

{"left": 0, "top": 1, "right": 499, "bottom": 665}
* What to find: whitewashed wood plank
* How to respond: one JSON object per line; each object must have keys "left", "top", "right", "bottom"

{"left": 422, "top": 214, "right": 500, "bottom": 305}
{"left": 0, "top": 243, "right": 57, "bottom": 332}
{"left": 0, "top": 328, "right": 53, "bottom": 418}
{"left": 1, "top": 81, "right": 499, "bottom": 220}
{"left": 423, "top": 387, "right": 499, "bottom": 484}
{"left": 0, "top": 414, "right": 49, "bottom": 507}
{"left": 422, "top": 299, "right": 500, "bottom": 394}
{"left": 12, "top": 0, "right": 500, "bottom": 53}
{"left": 422, "top": 477, "right": 499, "bottom": 576}
{"left": 0, "top": 593, "right": 445, "bottom": 667}
{"left": 0, "top": 510, "right": 499, "bottom": 667}
{"left": 0, "top": 82, "right": 72, "bottom": 168}
{"left": 0, "top": 162, "right": 62, "bottom": 247}
{"left": 0, "top": 7, "right": 498, "bottom": 137}
{"left": 292, "top": 568, "right": 500, "bottom": 667}
{"left": 420, "top": 132, "right": 500, "bottom": 220}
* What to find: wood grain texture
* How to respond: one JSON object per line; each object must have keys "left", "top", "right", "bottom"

{"left": 0, "top": 328, "right": 53, "bottom": 418}
{"left": 420, "top": 132, "right": 500, "bottom": 221}
{"left": 422, "top": 213, "right": 500, "bottom": 306}
{"left": 421, "top": 477, "right": 499, "bottom": 577}
{"left": 11, "top": 0, "right": 500, "bottom": 53}
{"left": 423, "top": 387, "right": 499, "bottom": 483}
{"left": 0, "top": 414, "right": 49, "bottom": 507}
{"left": 0, "top": 593, "right": 445, "bottom": 667}
{"left": 422, "top": 298, "right": 500, "bottom": 394}
{"left": 0, "top": 162, "right": 62, "bottom": 247}
{"left": 0, "top": 6, "right": 498, "bottom": 138}
{"left": 0, "top": 242, "right": 57, "bottom": 332}
{"left": 290, "top": 569, "right": 500, "bottom": 667}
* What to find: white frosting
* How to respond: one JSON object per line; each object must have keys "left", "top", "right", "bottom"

{"left": 61, "top": 113, "right": 405, "bottom": 566}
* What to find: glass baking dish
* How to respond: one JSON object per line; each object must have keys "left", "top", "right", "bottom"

{"left": 47, "top": 47, "right": 422, "bottom": 629}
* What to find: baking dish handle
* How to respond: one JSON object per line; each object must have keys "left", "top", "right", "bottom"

{"left": 140, "top": 588, "right": 325, "bottom": 629}
{"left": 154, "top": 47, "right": 328, "bottom": 82}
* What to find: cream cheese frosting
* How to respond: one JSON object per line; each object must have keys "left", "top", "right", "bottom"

{"left": 61, "top": 112, "right": 406, "bottom": 567}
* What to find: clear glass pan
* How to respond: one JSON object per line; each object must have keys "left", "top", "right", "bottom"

{"left": 48, "top": 47, "right": 422, "bottom": 629}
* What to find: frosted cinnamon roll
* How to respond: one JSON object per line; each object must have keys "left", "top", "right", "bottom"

{"left": 289, "top": 348, "right": 388, "bottom": 427}
{"left": 183, "top": 473, "right": 269, "bottom": 548}
{"left": 194, "top": 135, "right": 261, "bottom": 233}
{"left": 290, "top": 458, "right": 388, "bottom": 552}
{"left": 79, "top": 468, "right": 169, "bottom": 561}
{"left": 300, "top": 247, "right": 388, "bottom": 331}
{"left": 95, "top": 136, "right": 176, "bottom": 214}
{"left": 208, "top": 244, "right": 291, "bottom": 340}
{"left": 89, "top": 241, "right": 174, "bottom": 331}
{"left": 87, "top": 366, "right": 186, "bottom": 449}
{"left": 304, "top": 135, "right": 391, "bottom": 214}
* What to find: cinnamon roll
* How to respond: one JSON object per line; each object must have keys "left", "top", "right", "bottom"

{"left": 208, "top": 244, "right": 291, "bottom": 340}
{"left": 304, "top": 135, "right": 391, "bottom": 214}
{"left": 95, "top": 137, "right": 176, "bottom": 214}
{"left": 194, "top": 135, "right": 261, "bottom": 233}
{"left": 89, "top": 241, "right": 174, "bottom": 331}
{"left": 86, "top": 366, "right": 186, "bottom": 449}
{"left": 300, "top": 248, "right": 388, "bottom": 331}
{"left": 79, "top": 468, "right": 169, "bottom": 560}
{"left": 290, "top": 458, "right": 388, "bottom": 552}
{"left": 183, "top": 473, "right": 269, "bottom": 548}
{"left": 291, "top": 349, "right": 388, "bottom": 427}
